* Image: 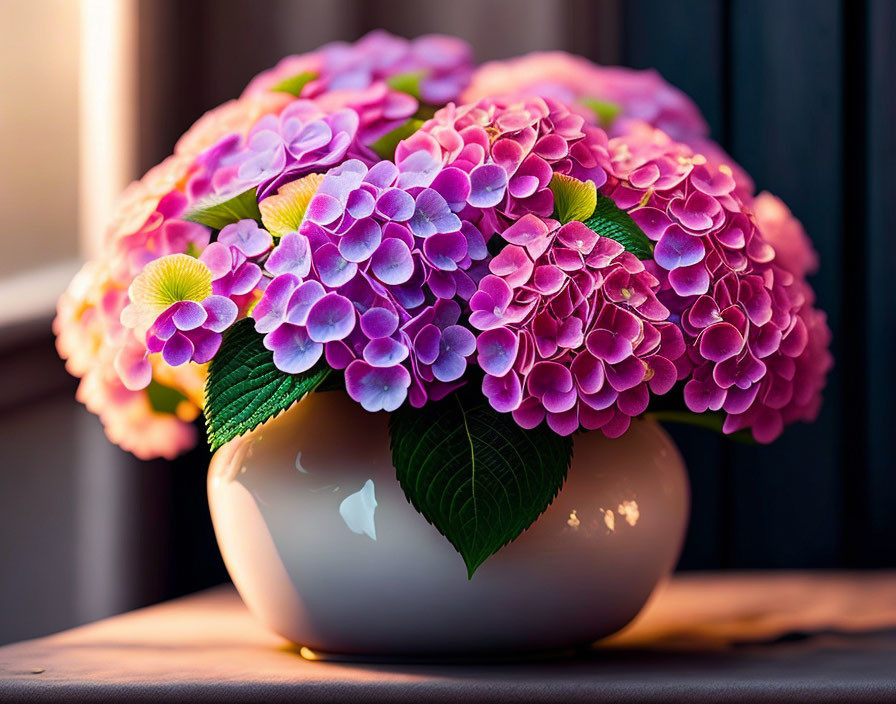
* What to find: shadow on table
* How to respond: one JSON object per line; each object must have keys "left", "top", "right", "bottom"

{"left": 276, "top": 623, "right": 896, "bottom": 684}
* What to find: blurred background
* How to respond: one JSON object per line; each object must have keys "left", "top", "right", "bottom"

{"left": 1, "top": 0, "right": 893, "bottom": 645}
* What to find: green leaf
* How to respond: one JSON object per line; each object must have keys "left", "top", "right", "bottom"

{"left": 581, "top": 97, "right": 622, "bottom": 129}
{"left": 204, "top": 319, "right": 329, "bottom": 451}
{"left": 270, "top": 71, "right": 317, "bottom": 97}
{"left": 549, "top": 173, "right": 597, "bottom": 223}
{"left": 386, "top": 71, "right": 424, "bottom": 100}
{"left": 414, "top": 103, "right": 437, "bottom": 121}
{"left": 369, "top": 118, "right": 425, "bottom": 160}
{"left": 146, "top": 379, "right": 189, "bottom": 415}
{"left": 389, "top": 388, "right": 573, "bottom": 578}
{"left": 183, "top": 188, "right": 261, "bottom": 231}
{"left": 583, "top": 194, "right": 655, "bottom": 260}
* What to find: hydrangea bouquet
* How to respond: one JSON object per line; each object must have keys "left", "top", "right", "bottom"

{"left": 57, "top": 32, "right": 831, "bottom": 576}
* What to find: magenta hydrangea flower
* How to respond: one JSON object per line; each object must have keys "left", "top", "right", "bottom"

{"left": 462, "top": 52, "right": 754, "bottom": 198}
{"left": 600, "top": 124, "right": 830, "bottom": 442}
{"left": 470, "top": 219, "right": 684, "bottom": 437}
{"left": 395, "top": 96, "right": 609, "bottom": 226}
{"left": 718, "top": 193, "right": 833, "bottom": 440}
{"left": 251, "top": 158, "right": 488, "bottom": 411}
{"left": 57, "top": 32, "right": 832, "bottom": 463}
{"left": 243, "top": 30, "right": 473, "bottom": 106}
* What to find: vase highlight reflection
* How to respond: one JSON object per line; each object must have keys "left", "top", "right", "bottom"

{"left": 208, "top": 391, "right": 689, "bottom": 657}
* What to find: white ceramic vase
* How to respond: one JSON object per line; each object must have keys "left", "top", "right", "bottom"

{"left": 208, "top": 391, "right": 689, "bottom": 657}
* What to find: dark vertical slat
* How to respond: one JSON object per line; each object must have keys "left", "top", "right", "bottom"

{"left": 622, "top": 0, "right": 729, "bottom": 569}
{"left": 565, "top": 0, "right": 622, "bottom": 66}
{"left": 357, "top": 0, "right": 568, "bottom": 62}
{"left": 137, "top": 0, "right": 361, "bottom": 166}
{"left": 622, "top": 0, "right": 726, "bottom": 139}
{"left": 867, "top": 0, "right": 896, "bottom": 566}
{"left": 840, "top": 0, "right": 871, "bottom": 566}
{"left": 728, "top": 0, "right": 844, "bottom": 567}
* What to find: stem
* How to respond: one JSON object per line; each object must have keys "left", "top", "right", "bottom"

{"left": 645, "top": 410, "right": 757, "bottom": 445}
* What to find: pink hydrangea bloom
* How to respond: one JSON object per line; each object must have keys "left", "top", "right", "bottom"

{"left": 601, "top": 125, "right": 830, "bottom": 442}
{"left": 462, "top": 52, "right": 754, "bottom": 198}
{"left": 463, "top": 52, "right": 707, "bottom": 142}
{"left": 396, "top": 95, "right": 608, "bottom": 224}
{"left": 471, "top": 219, "right": 684, "bottom": 437}
{"left": 753, "top": 191, "right": 820, "bottom": 278}
{"left": 55, "top": 262, "right": 201, "bottom": 460}
{"left": 54, "top": 99, "right": 254, "bottom": 457}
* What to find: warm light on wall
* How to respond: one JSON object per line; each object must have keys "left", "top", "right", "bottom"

{"left": 79, "top": 0, "right": 137, "bottom": 259}
{"left": 0, "top": 0, "right": 83, "bottom": 324}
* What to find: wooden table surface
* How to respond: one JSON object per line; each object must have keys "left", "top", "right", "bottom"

{"left": 1, "top": 572, "right": 895, "bottom": 703}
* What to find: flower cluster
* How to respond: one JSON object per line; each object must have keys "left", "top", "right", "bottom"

{"left": 240, "top": 31, "right": 473, "bottom": 156}
{"left": 55, "top": 34, "right": 831, "bottom": 459}
{"left": 600, "top": 125, "right": 830, "bottom": 441}
{"left": 462, "top": 52, "right": 708, "bottom": 142}
{"left": 462, "top": 51, "right": 755, "bottom": 198}
{"left": 250, "top": 158, "right": 488, "bottom": 410}
{"left": 395, "top": 95, "right": 609, "bottom": 222}
{"left": 471, "top": 217, "right": 684, "bottom": 437}
{"left": 188, "top": 101, "right": 359, "bottom": 201}
{"left": 54, "top": 85, "right": 291, "bottom": 457}
{"left": 243, "top": 30, "right": 473, "bottom": 105}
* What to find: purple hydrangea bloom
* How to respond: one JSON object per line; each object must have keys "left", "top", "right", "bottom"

{"left": 344, "top": 361, "right": 411, "bottom": 412}
{"left": 243, "top": 30, "right": 474, "bottom": 106}
{"left": 190, "top": 101, "right": 359, "bottom": 202}
{"left": 147, "top": 297, "right": 237, "bottom": 367}
{"left": 252, "top": 158, "right": 488, "bottom": 411}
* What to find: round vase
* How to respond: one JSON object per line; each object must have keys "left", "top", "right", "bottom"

{"left": 208, "top": 391, "right": 689, "bottom": 657}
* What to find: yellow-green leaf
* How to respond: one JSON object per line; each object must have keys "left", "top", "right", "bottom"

{"left": 581, "top": 98, "right": 623, "bottom": 129}
{"left": 386, "top": 71, "right": 424, "bottom": 100}
{"left": 270, "top": 71, "right": 317, "bottom": 97}
{"left": 549, "top": 173, "right": 598, "bottom": 224}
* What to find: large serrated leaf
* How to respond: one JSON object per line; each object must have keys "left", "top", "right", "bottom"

{"left": 204, "top": 319, "right": 329, "bottom": 451}
{"left": 389, "top": 388, "right": 573, "bottom": 578}
{"left": 583, "top": 194, "right": 655, "bottom": 260}
{"left": 183, "top": 188, "right": 261, "bottom": 231}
